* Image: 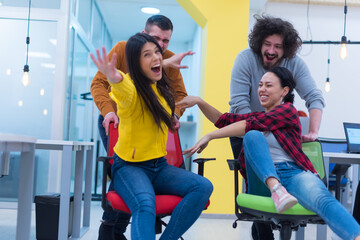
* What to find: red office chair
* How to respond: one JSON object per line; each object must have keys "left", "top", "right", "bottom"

{"left": 98, "top": 122, "right": 214, "bottom": 236}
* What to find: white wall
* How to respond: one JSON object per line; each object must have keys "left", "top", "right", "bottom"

{"left": 262, "top": 2, "right": 360, "bottom": 138}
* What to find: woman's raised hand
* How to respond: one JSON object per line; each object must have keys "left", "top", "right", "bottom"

{"left": 90, "top": 47, "right": 123, "bottom": 84}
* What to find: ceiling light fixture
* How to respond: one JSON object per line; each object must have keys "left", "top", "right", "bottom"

{"left": 22, "top": 0, "right": 32, "bottom": 87}
{"left": 339, "top": 0, "right": 348, "bottom": 59}
{"left": 303, "top": 0, "right": 360, "bottom": 59}
{"left": 325, "top": 45, "right": 331, "bottom": 93}
{"left": 141, "top": 7, "right": 160, "bottom": 14}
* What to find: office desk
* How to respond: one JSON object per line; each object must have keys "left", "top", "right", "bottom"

{"left": 0, "top": 134, "right": 37, "bottom": 240}
{"left": 36, "top": 140, "right": 94, "bottom": 240}
{"left": 323, "top": 151, "right": 360, "bottom": 211}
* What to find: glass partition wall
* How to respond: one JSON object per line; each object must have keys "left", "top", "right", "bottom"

{"left": 0, "top": 0, "right": 200, "bottom": 204}
{"left": 0, "top": 0, "right": 111, "bottom": 202}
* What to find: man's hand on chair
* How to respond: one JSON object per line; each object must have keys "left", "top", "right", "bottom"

{"left": 302, "top": 131, "right": 318, "bottom": 142}
{"left": 103, "top": 112, "right": 119, "bottom": 136}
{"left": 172, "top": 116, "right": 180, "bottom": 130}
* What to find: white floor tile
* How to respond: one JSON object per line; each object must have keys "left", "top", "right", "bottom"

{"left": 0, "top": 200, "right": 337, "bottom": 240}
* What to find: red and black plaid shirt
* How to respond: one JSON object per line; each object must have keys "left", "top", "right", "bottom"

{"left": 215, "top": 103, "right": 318, "bottom": 183}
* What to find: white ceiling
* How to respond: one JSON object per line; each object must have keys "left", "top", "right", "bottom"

{"left": 96, "top": 0, "right": 198, "bottom": 44}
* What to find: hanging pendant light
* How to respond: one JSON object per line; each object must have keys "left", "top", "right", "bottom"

{"left": 339, "top": 0, "right": 348, "bottom": 60}
{"left": 22, "top": 0, "right": 31, "bottom": 86}
{"left": 325, "top": 45, "right": 331, "bottom": 92}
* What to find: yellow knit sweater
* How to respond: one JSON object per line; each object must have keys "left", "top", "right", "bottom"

{"left": 109, "top": 71, "right": 170, "bottom": 162}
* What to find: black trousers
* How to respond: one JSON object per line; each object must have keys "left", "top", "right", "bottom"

{"left": 229, "top": 136, "right": 274, "bottom": 240}
{"left": 354, "top": 181, "right": 360, "bottom": 224}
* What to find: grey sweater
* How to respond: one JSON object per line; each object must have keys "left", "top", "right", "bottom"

{"left": 229, "top": 48, "right": 325, "bottom": 114}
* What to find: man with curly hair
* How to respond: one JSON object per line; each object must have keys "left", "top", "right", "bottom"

{"left": 228, "top": 14, "right": 325, "bottom": 240}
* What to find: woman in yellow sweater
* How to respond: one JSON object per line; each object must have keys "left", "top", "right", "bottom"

{"left": 91, "top": 33, "right": 213, "bottom": 240}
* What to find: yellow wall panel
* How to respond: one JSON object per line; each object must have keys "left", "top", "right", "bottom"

{"left": 177, "top": 0, "right": 250, "bottom": 213}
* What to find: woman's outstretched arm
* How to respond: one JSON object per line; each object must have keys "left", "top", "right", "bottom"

{"left": 176, "top": 96, "right": 223, "bottom": 124}
{"left": 183, "top": 120, "right": 246, "bottom": 157}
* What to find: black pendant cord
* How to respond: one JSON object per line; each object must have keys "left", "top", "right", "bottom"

{"left": 343, "top": 0, "right": 347, "bottom": 38}
{"left": 24, "top": 0, "right": 31, "bottom": 70}
{"left": 327, "top": 45, "right": 330, "bottom": 81}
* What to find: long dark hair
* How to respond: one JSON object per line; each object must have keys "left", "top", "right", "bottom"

{"left": 125, "top": 33, "right": 175, "bottom": 131}
{"left": 249, "top": 14, "right": 302, "bottom": 59}
{"left": 268, "top": 67, "right": 296, "bottom": 104}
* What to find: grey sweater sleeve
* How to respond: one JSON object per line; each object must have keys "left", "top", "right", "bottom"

{"left": 288, "top": 56, "right": 325, "bottom": 111}
{"left": 229, "top": 50, "right": 254, "bottom": 114}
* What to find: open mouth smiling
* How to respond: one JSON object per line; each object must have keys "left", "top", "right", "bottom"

{"left": 265, "top": 53, "right": 277, "bottom": 62}
{"left": 151, "top": 64, "right": 161, "bottom": 73}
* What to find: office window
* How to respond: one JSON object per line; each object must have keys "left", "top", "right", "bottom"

{"left": 91, "top": 4, "right": 103, "bottom": 48}
{"left": 0, "top": 18, "right": 57, "bottom": 197}
{"left": 66, "top": 35, "right": 93, "bottom": 142}
{"left": 0, "top": 0, "right": 60, "bottom": 9}
{"left": 104, "top": 27, "right": 112, "bottom": 50}
{"left": 77, "top": 0, "right": 92, "bottom": 37}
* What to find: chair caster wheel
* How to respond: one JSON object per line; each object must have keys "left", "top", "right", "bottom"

{"left": 233, "top": 221, "right": 237, "bottom": 228}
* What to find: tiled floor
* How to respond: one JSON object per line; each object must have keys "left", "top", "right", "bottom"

{"left": 0, "top": 200, "right": 340, "bottom": 240}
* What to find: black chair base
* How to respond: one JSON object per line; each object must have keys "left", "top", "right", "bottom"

{"left": 233, "top": 207, "right": 325, "bottom": 240}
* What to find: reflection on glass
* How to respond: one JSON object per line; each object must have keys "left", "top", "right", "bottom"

{"left": 67, "top": 35, "right": 93, "bottom": 142}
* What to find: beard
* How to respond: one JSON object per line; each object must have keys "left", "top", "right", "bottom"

{"left": 262, "top": 52, "right": 282, "bottom": 70}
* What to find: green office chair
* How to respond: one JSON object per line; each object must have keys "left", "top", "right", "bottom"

{"left": 228, "top": 141, "right": 326, "bottom": 240}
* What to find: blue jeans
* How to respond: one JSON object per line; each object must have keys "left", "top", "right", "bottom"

{"left": 98, "top": 114, "right": 130, "bottom": 235}
{"left": 112, "top": 154, "right": 213, "bottom": 240}
{"left": 243, "top": 130, "right": 360, "bottom": 240}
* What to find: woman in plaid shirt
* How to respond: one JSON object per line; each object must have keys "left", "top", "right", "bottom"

{"left": 177, "top": 67, "right": 360, "bottom": 240}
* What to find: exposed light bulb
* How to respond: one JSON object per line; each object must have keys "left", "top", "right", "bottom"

{"left": 325, "top": 78, "right": 331, "bottom": 93}
{"left": 22, "top": 72, "right": 30, "bottom": 86}
{"left": 18, "top": 100, "right": 23, "bottom": 107}
{"left": 43, "top": 109, "right": 48, "bottom": 115}
{"left": 340, "top": 43, "right": 348, "bottom": 59}
{"left": 40, "top": 88, "right": 45, "bottom": 96}
{"left": 22, "top": 65, "right": 30, "bottom": 87}
{"left": 339, "top": 36, "right": 348, "bottom": 60}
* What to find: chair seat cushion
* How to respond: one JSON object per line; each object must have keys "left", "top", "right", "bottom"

{"left": 107, "top": 191, "right": 210, "bottom": 215}
{"left": 237, "top": 193, "right": 316, "bottom": 215}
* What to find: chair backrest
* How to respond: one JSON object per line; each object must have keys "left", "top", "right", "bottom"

{"left": 302, "top": 141, "right": 326, "bottom": 181}
{"left": 107, "top": 122, "right": 185, "bottom": 168}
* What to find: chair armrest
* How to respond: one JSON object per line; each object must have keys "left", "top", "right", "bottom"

{"left": 97, "top": 155, "right": 114, "bottom": 212}
{"left": 227, "top": 159, "right": 243, "bottom": 214}
{"left": 192, "top": 158, "right": 216, "bottom": 176}
{"left": 97, "top": 156, "right": 113, "bottom": 163}
{"left": 227, "top": 159, "right": 241, "bottom": 171}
